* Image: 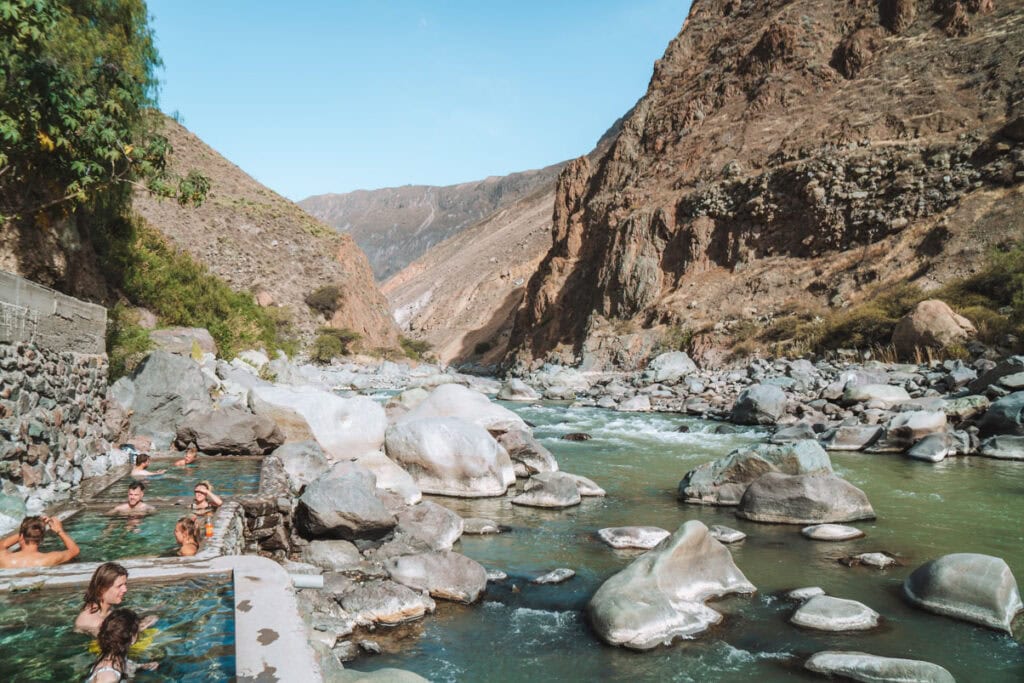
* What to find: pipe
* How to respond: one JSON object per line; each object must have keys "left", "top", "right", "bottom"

{"left": 290, "top": 573, "right": 324, "bottom": 589}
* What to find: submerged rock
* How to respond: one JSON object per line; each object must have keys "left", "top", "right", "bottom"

{"left": 791, "top": 595, "right": 880, "bottom": 631}
{"left": 561, "top": 432, "right": 592, "bottom": 441}
{"left": 709, "top": 525, "right": 746, "bottom": 543}
{"left": 903, "top": 553, "right": 1023, "bottom": 633}
{"left": 587, "top": 520, "right": 755, "bottom": 649}
{"left": 533, "top": 568, "right": 576, "bottom": 584}
{"left": 597, "top": 526, "right": 671, "bottom": 550}
{"left": 787, "top": 586, "right": 825, "bottom": 601}
{"left": 736, "top": 473, "right": 876, "bottom": 525}
{"left": 844, "top": 552, "right": 899, "bottom": 569}
{"left": 801, "top": 524, "right": 865, "bottom": 541}
{"left": 805, "top": 650, "right": 955, "bottom": 683}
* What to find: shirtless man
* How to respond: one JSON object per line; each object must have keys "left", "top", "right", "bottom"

{"left": 130, "top": 453, "right": 166, "bottom": 477}
{"left": 107, "top": 481, "right": 155, "bottom": 516}
{"left": 0, "top": 515, "right": 80, "bottom": 568}
{"left": 174, "top": 445, "right": 198, "bottom": 467}
{"left": 74, "top": 562, "right": 157, "bottom": 636}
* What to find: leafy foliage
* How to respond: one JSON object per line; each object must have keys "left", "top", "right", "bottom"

{"left": 400, "top": 335, "right": 432, "bottom": 360}
{"left": 311, "top": 327, "right": 361, "bottom": 364}
{"left": 106, "top": 302, "right": 152, "bottom": 380}
{"left": 0, "top": 0, "right": 208, "bottom": 223}
{"left": 304, "top": 284, "right": 342, "bottom": 318}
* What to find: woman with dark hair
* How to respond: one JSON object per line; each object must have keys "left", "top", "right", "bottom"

{"left": 174, "top": 516, "right": 202, "bottom": 556}
{"left": 85, "top": 609, "right": 158, "bottom": 682}
{"left": 75, "top": 563, "right": 156, "bottom": 636}
{"left": 129, "top": 453, "right": 166, "bottom": 477}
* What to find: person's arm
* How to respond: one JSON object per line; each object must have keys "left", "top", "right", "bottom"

{"left": 0, "top": 531, "right": 20, "bottom": 550}
{"left": 44, "top": 517, "right": 79, "bottom": 564}
{"left": 196, "top": 483, "right": 223, "bottom": 507}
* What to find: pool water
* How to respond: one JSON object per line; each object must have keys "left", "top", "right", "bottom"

{"left": 0, "top": 575, "right": 234, "bottom": 682}
{"left": 42, "top": 507, "right": 197, "bottom": 563}
{"left": 360, "top": 402, "right": 1024, "bottom": 682}
{"left": 92, "top": 457, "right": 263, "bottom": 502}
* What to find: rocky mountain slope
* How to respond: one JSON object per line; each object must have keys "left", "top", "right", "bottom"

{"left": 132, "top": 117, "right": 400, "bottom": 350}
{"left": 505, "top": 0, "right": 1024, "bottom": 371}
{"left": 299, "top": 164, "right": 564, "bottom": 281}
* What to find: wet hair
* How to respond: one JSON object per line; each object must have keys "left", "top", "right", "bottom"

{"left": 93, "top": 608, "right": 141, "bottom": 675}
{"left": 194, "top": 480, "right": 213, "bottom": 494}
{"left": 128, "top": 481, "right": 146, "bottom": 493}
{"left": 18, "top": 516, "right": 46, "bottom": 545}
{"left": 135, "top": 453, "right": 150, "bottom": 467}
{"left": 83, "top": 562, "right": 129, "bottom": 614}
{"left": 176, "top": 517, "right": 202, "bottom": 546}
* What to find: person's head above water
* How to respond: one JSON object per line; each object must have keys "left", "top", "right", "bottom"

{"left": 134, "top": 453, "right": 150, "bottom": 468}
{"left": 126, "top": 481, "right": 146, "bottom": 507}
{"left": 18, "top": 516, "right": 47, "bottom": 547}
{"left": 94, "top": 608, "right": 142, "bottom": 673}
{"left": 83, "top": 562, "right": 129, "bottom": 614}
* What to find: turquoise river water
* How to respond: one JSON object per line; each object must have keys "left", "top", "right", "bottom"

{"left": 0, "top": 575, "right": 234, "bottom": 682}
{"left": 361, "top": 402, "right": 1024, "bottom": 682}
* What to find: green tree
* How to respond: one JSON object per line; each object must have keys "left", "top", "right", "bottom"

{"left": 0, "top": 0, "right": 208, "bottom": 223}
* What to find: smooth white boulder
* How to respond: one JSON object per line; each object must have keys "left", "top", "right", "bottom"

{"left": 399, "top": 383, "right": 526, "bottom": 433}
{"left": 512, "top": 472, "right": 582, "bottom": 508}
{"left": 791, "top": 595, "right": 880, "bottom": 631}
{"left": 805, "top": 651, "right": 955, "bottom": 683}
{"left": 587, "top": 520, "right": 755, "bottom": 649}
{"left": 385, "top": 551, "right": 487, "bottom": 604}
{"left": 353, "top": 449, "right": 422, "bottom": 505}
{"left": 843, "top": 384, "right": 911, "bottom": 408}
{"left": 384, "top": 417, "right": 515, "bottom": 497}
{"left": 533, "top": 568, "right": 576, "bottom": 584}
{"left": 598, "top": 526, "right": 671, "bottom": 550}
{"left": 787, "top": 587, "right": 826, "bottom": 601}
{"left": 709, "top": 525, "right": 747, "bottom": 544}
{"left": 801, "top": 524, "right": 865, "bottom": 541}
{"left": 903, "top": 553, "right": 1023, "bottom": 633}
{"left": 497, "top": 379, "right": 541, "bottom": 402}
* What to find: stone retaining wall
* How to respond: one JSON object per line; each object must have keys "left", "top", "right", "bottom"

{"left": 237, "top": 454, "right": 297, "bottom": 556}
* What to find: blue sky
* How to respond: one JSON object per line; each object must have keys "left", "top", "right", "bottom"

{"left": 148, "top": 1, "right": 690, "bottom": 201}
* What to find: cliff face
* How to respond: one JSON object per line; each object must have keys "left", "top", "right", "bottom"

{"left": 132, "top": 117, "right": 400, "bottom": 350}
{"left": 299, "top": 164, "right": 564, "bottom": 281}
{"left": 506, "top": 0, "right": 1024, "bottom": 370}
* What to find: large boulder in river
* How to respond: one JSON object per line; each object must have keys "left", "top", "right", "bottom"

{"left": 496, "top": 429, "right": 558, "bottom": 474}
{"left": 511, "top": 471, "right": 582, "bottom": 508}
{"left": 392, "top": 500, "right": 463, "bottom": 552}
{"left": 270, "top": 441, "right": 330, "bottom": 494}
{"left": 790, "top": 595, "right": 880, "bottom": 631}
{"left": 736, "top": 473, "right": 875, "bottom": 524}
{"left": 296, "top": 462, "right": 396, "bottom": 540}
{"left": 497, "top": 379, "right": 541, "bottom": 402}
{"left": 353, "top": 450, "right": 422, "bottom": 504}
{"left": 385, "top": 551, "right": 487, "bottom": 603}
{"left": 977, "top": 391, "right": 1024, "bottom": 437}
{"left": 979, "top": 434, "right": 1024, "bottom": 460}
{"left": 174, "top": 405, "right": 283, "bottom": 454}
{"left": 805, "top": 651, "right": 955, "bottom": 683}
{"left": 679, "top": 441, "right": 832, "bottom": 506}
{"left": 903, "top": 553, "right": 1023, "bottom": 633}
{"left": 128, "top": 351, "right": 213, "bottom": 449}
{"left": 249, "top": 386, "right": 386, "bottom": 459}
{"left": 891, "top": 299, "right": 976, "bottom": 357}
{"left": 399, "top": 383, "right": 526, "bottom": 433}
{"left": 730, "top": 384, "right": 787, "bottom": 425}
{"left": 384, "top": 417, "right": 515, "bottom": 497}
{"left": 644, "top": 352, "right": 697, "bottom": 384}
{"left": 885, "top": 410, "right": 947, "bottom": 450}
{"left": 587, "top": 520, "right": 755, "bottom": 649}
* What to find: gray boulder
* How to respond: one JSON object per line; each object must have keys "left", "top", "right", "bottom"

{"left": 771, "top": 423, "right": 817, "bottom": 444}
{"left": 709, "top": 525, "right": 746, "bottom": 544}
{"left": 353, "top": 450, "right": 422, "bottom": 505}
{"left": 174, "top": 405, "right": 283, "bottom": 454}
{"left": 906, "top": 433, "right": 958, "bottom": 463}
{"left": 534, "top": 568, "right": 575, "bottom": 584}
{"left": 271, "top": 441, "right": 330, "bottom": 495}
{"left": 944, "top": 395, "right": 990, "bottom": 423}
{"left": 128, "top": 351, "right": 213, "bottom": 449}
{"left": 736, "top": 473, "right": 876, "bottom": 524}
{"left": 384, "top": 417, "right": 515, "bottom": 497}
{"left": 731, "top": 384, "right": 787, "bottom": 425}
{"left": 463, "top": 518, "right": 500, "bottom": 535}
{"left": 903, "top": 553, "right": 1023, "bottom": 633}
{"left": 979, "top": 435, "right": 1024, "bottom": 460}
{"left": 597, "top": 526, "right": 671, "bottom": 550}
{"left": 512, "top": 472, "right": 582, "bottom": 508}
{"left": 618, "top": 395, "right": 652, "bottom": 412}
{"left": 560, "top": 471, "right": 606, "bottom": 496}
{"left": 496, "top": 429, "right": 558, "bottom": 474}
{"left": 497, "top": 379, "right": 541, "bottom": 402}
{"left": 977, "top": 392, "right": 1024, "bottom": 437}
{"left": 393, "top": 500, "right": 463, "bottom": 552}
{"left": 791, "top": 595, "right": 880, "bottom": 631}
{"left": 645, "top": 351, "right": 697, "bottom": 384}
{"left": 679, "top": 440, "right": 832, "bottom": 506}
{"left": 805, "top": 651, "right": 955, "bottom": 683}
{"left": 820, "top": 425, "right": 884, "bottom": 451}
{"left": 885, "top": 411, "right": 947, "bottom": 450}
{"left": 149, "top": 327, "right": 217, "bottom": 357}
{"left": 842, "top": 384, "right": 910, "bottom": 408}
{"left": 331, "top": 577, "right": 435, "bottom": 626}
{"left": 787, "top": 587, "right": 826, "bottom": 601}
{"left": 385, "top": 551, "right": 487, "bottom": 603}
{"left": 302, "top": 539, "right": 362, "bottom": 572}
{"left": 296, "top": 463, "right": 396, "bottom": 540}
{"left": 968, "top": 356, "right": 1024, "bottom": 394}
{"left": 587, "top": 520, "right": 755, "bottom": 649}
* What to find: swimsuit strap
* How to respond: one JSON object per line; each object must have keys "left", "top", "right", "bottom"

{"left": 86, "top": 665, "right": 122, "bottom": 682}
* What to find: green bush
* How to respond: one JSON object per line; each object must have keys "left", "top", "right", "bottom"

{"left": 106, "top": 303, "right": 152, "bottom": 380}
{"left": 311, "top": 327, "right": 361, "bottom": 364}
{"left": 400, "top": 336, "right": 432, "bottom": 361}
{"left": 658, "top": 324, "right": 694, "bottom": 353}
{"left": 305, "top": 285, "right": 342, "bottom": 318}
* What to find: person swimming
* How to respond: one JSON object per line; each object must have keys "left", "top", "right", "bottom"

{"left": 85, "top": 609, "right": 158, "bottom": 682}
{"left": 129, "top": 453, "right": 166, "bottom": 477}
{"left": 0, "top": 515, "right": 80, "bottom": 568}
{"left": 174, "top": 445, "right": 198, "bottom": 467}
{"left": 75, "top": 563, "right": 157, "bottom": 637}
{"left": 174, "top": 517, "right": 202, "bottom": 556}
{"left": 106, "top": 482, "right": 155, "bottom": 516}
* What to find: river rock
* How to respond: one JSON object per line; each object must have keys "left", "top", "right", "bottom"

{"left": 562, "top": 432, "right": 592, "bottom": 441}
{"left": 497, "top": 429, "right": 558, "bottom": 474}
{"left": 384, "top": 417, "right": 515, "bottom": 497}
{"left": 709, "top": 525, "right": 746, "bottom": 543}
{"left": 393, "top": 500, "right": 463, "bottom": 552}
{"left": 463, "top": 518, "right": 501, "bottom": 534}
{"left": 820, "top": 425, "right": 884, "bottom": 451}
{"left": 534, "top": 568, "right": 576, "bottom": 584}
{"left": 731, "top": 384, "right": 787, "bottom": 425}
{"left": 598, "top": 526, "right": 671, "bottom": 550}
{"left": 842, "top": 384, "right": 911, "bottom": 408}
{"left": 906, "top": 433, "right": 957, "bottom": 462}
{"left": 512, "top": 471, "right": 582, "bottom": 508}
{"left": 587, "top": 520, "right": 756, "bottom": 649}
{"left": 149, "top": 327, "right": 217, "bottom": 357}
{"left": 497, "top": 378, "right": 541, "bottom": 402}
{"left": 296, "top": 463, "right": 396, "bottom": 540}
{"left": 128, "top": 351, "right": 213, "bottom": 449}
{"left": 332, "top": 577, "right": 436, "bottom": 626}
{"left": 249, "top": 386, "right": 386, "bottom": 460}
{"left": 892, "top": 299, "right": 976, "bottom": 357}
{"left": 801, "top": 524, "right": 865, "bottom": 541}
{"left": 645, "top": 351, "right": 698, "bottom": 384}
{"left": 384, "top": 387, "right": 429, "bottom": 420}
{"left": 385, "top": 551, "right": 487, "bottom": 603}
{"left": 805, "top": 651, "right": 955, "bottom": 683}
{"left": 486, "top": 569, "right": 508, "bottom": 581}
{"left": 302, "top": 539, "right": 363, "bottom": 572}
{"left": 353, "top": 450, "right": 422, "bottom": 504}
{"left": 979, "top": 434, "right": 1024, "bottom": 460}
{"left": 850, "top": 552, "right": 898, "bottom": 569}
{"left": 977, "top": 391, "right": 1024, "bottom": 437}
{"left": 271, "top": 441, "right": 330, "bottom": 494}
{"left": 771, "top": 423, "right": 818, "bottom": 444}
{"left": 885, "top": 411, "right": 948, "bottom": 450}
{"left": 561, "top": 471, "right": 606, "bottom": 496}
{"left": 174, "top": 405, "right": 283, "bottom": 454}
{"left": 787, "top": 587, "right": 826, "bottom": 601}
{"left": 791, "top": 595, "right": 880, "bottom": 631}
{"left": 618, "top": 395, "right": 652, "bottom": 412}
{"left": 903, "top": 553, "right": 1023, "bottom": 633}
{"left": 399, "top": 383, "right": 526, "bottom": 433}
{"left": 736, "top": 473, "right": 876, "bottom": 524}
{"left": 679, "top": 441, "right": 832, "bottom": 506}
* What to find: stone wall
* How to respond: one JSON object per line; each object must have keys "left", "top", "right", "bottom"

{"left": 237, "top": 455, "right": 296, "bottom": 557}
{"left": 0, "top": 271, "right": 113, "bottom": 520}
